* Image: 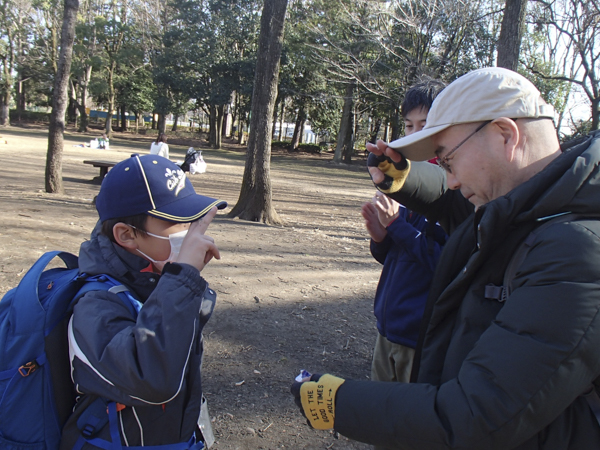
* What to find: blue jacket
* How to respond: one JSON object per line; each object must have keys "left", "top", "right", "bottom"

{"left": 370, "top": 207, "right": 446, "bottom": 348}
{"left": 60, "top": 223, "right": 215, "bottom": 448}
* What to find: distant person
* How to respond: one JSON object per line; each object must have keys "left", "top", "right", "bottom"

{"left": 150, "top": 133, "right": 169, "bottom": 159}
{"left": 361, "top": 79, "right": 447, "bottom": 385}
{"left": 99, "top": 133, "right": 109, "bottom": 150}
{"left": 59, "top": 154, "right": 227, "bottom": 449}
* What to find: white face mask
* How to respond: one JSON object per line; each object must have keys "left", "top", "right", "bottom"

{"left": 133, "top": 228, "right": 188, "bottom": 271}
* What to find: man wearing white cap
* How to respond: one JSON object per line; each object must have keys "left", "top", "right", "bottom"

{"left": 291, "top": 67, "right": 600, "bottom": 448}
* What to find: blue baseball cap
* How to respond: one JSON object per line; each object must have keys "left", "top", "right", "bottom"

{"left": 96, "top": 154, "right": 227, "bottom": 222}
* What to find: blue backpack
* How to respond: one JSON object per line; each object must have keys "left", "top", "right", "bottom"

{"left": 0, "top": 251, "right": 141, "bottom": 450}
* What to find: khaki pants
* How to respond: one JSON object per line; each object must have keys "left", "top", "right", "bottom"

{"left": 371, "top": 333, "right": 415, "bottom": 383}
{"left": 371, "top": 334, "right": 415, "bottom": 449}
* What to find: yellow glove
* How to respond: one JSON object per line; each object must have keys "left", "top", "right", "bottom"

{"left": 299, "top": 374, "right": 345, "bottom": 430}
{"left": 367, "top": 152, "right": 411, "bottom": 194}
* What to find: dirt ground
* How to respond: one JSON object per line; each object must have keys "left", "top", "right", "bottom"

{"left": 0, "top": 126, "right": 383, "bottom": 449}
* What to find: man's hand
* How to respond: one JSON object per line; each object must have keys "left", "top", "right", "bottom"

{"left": 290, "top": 373, "right": 345, "bottom": 430}
{"left": 361, "top": 201, "right": 387, "bottom": 242}
{"left": 372, "top": 191, "right": 400, "bottom": 228}
{"left": 176, "top": 207, "right": 220, "bottom": 272}
{"left": 366, "top": 140, "right": 410, "bottom": 193}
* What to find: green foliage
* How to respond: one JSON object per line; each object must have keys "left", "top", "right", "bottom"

{"left": 9, "top": 109, "right": 50, "bottom": 122}
{"left": 156, "top": 0, "right": 261, "bottom": 117}
{"left": 296, "top": 143, "right": 322, "bottom": 154}
{"left": 283, "top": 0, "right": 500, "bottom": 147}
{"left": 9, "top": 0, "right": 597, "bottom": 140}
{"left": 117, "top": 67, "right": 156, "bottom": 114}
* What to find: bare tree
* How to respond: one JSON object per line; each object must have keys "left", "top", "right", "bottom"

{"left": 497, "top": 0, "right": 529, "bottom": 70}
{"left": 302, "top": 0, "right": 498, "bottom": 159}
{"left": 228, "top": 0, "right": 288, "bottom": 224}
{"left": 529, "top": 0, "right": 600, "bottom": 130}
{"left": 45, "top": 0, "right": 79, "bottom": 194}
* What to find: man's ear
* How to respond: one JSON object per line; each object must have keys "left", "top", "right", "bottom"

{"left": 492, "top": 117, "right": 520, "bottom": 162}
{"left": 112, "top": 223, "right": 139, "bottom": 250}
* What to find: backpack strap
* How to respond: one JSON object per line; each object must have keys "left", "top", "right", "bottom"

{"left": 485, "top": 213, "right": 590, "bottom": 302}
{"left": 77, "top": 275, "right": 142, "bottom": 318}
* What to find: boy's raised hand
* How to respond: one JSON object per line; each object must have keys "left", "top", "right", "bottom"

{"left": 176, "top": 207, "right": 220, "bottom": 272}
{"left": 372, "top": 191, "right": 400, "bottom": 227}
{"left": 361, "top": 201, "right": 387, "bottom": 243}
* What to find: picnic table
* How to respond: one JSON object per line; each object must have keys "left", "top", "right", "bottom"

{"left": 83, "top": 160, "right": 116, "bottom": 183}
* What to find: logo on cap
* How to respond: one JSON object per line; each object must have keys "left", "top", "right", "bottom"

{"left": 165, "top": 167, "right": 186, "bottom": 196}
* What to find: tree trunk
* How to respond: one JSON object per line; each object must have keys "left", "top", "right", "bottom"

{"left": 222, "top": 102, "right": 230, "bottom": 137}
{"left": 237, "top": 119, "right": 244, "bottom": 145}
{"left": 157, "top": 113, "right": 166, "bottom": 134}
{"left": 67, "top": 81, "right": 77, "bottom": 124}
{"left": 0, "top": 91, "right": 9, "bottom": 126}
{"left": 0, "top": 52, "right": 10, "bottom": 126}
{"left": 271, "top": 100, "right": 278, "bottom": 140}
{"left": 228, "top": 0, "right": 287, "bottom": 224}
{"left": 215, "top": 104, "right": 224, "bottom": 149}
{"left": 77, "top": 62, "right": 93, "bottom": 132}
{"left": 496, "top": 0, "right": 528, "bottom": 71}
{"left": 46, "top": 0, "right": 79, "bottom": 194}
{"left": 209, "top": 105, "right": 217, "bottom": 148}
{"left": 121, "top": 104, "right": 127, "bottom": 131}
{"left": 76, "top": 96, "right": 89, "bottom": 132}
{"left": 342, "top": 111, "right": 354, "bottom": 163}
{"left": 334, "top": 82, "right": 354, "bottom": 163}
{"left": 290, "top": 105, "right": 306, "bottom": 150}
{"left": 172, "top": 114, "right": 178, "bottom": 132}
{"left": 369, "top": 117, "right": 382, "bottom": 144}
{"left": 298, "top": 117, "right": 306, "bottom": 144}
{"left": 105, "top": 62, "right": 116, "bottom": 137}
{"left": 591, "top": 98, "right": 600, "bottom": 131}
{"left": 278, "top": 100, "right": 284, "bottom": 141}
{"left": 390, "top": 105, "right": 401, "bottom": 141}
{"left": 16, "top": 76, "right": 26, "bottom": 121}
{"left": 105, "top": 110, "right": 113, "bottom": 135}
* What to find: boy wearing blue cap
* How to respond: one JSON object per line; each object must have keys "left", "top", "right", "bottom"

{"left": 60, "top": 154, "right": 227, "bottom": 449}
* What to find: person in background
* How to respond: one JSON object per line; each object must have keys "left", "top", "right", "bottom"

{"left": 150, "top": 133, "right": 169, "bottom": 159}
{"left": 361, "top": 79, "right": 447, "bottom": 385}
{"left": 99, "top": 133, "right": 109, "bottom": 150}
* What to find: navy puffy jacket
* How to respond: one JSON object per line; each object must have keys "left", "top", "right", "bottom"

{"left": 370, "top": 207, "right": 446, "bottom": 348}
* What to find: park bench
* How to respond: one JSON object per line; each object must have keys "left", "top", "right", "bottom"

{"left": 83, "top": 160, "right": 116, "bottom": 183}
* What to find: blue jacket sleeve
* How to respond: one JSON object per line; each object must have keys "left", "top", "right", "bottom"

{"left": 370, "top": 235, "right": 393, "bottom": 265}
{"left": 69, "top": 263, "right": 214, "bottom": 406}
{"left": 385, "top": 216, "right": 444, "bottom": 273}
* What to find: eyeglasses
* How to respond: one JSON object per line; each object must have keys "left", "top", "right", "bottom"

{"left": 436, "top": 121, "right": 491, "bottom": 173}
